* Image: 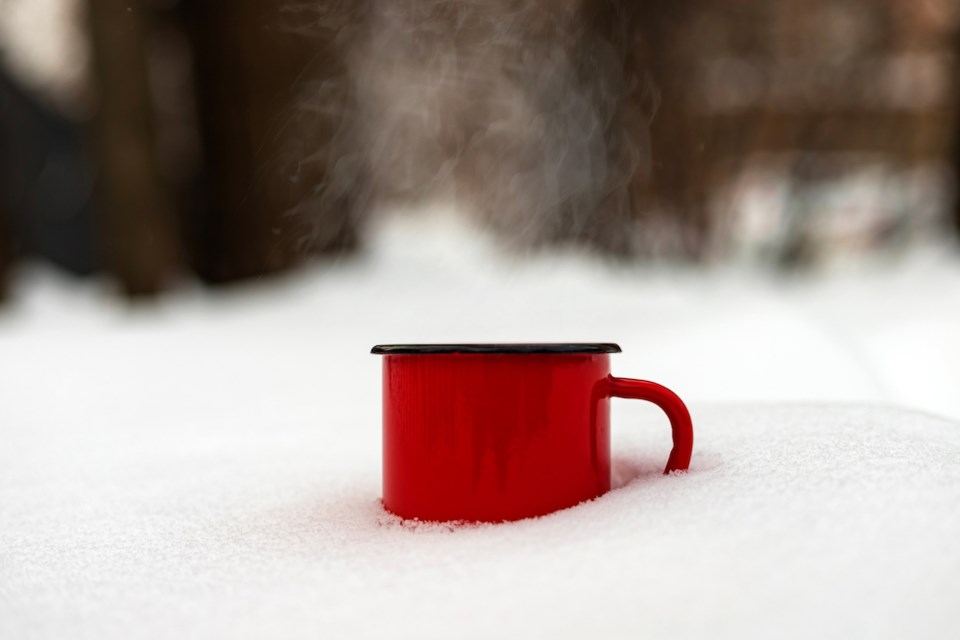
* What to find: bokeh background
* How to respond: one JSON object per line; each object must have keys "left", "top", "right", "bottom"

{"left": 2, "top": 0, "right": 960, "bottom": 418}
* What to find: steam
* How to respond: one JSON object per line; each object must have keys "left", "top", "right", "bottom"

{"left": 280, "top": 0, "right": 657, "bottom": 254}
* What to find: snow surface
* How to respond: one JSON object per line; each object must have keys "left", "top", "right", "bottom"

{"left": 2, "top": 209, "right": 960, "bottom": 638}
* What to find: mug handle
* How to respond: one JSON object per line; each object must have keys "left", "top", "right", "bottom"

{"left": 607, "top": 376, "right": 694, "bottom": 474}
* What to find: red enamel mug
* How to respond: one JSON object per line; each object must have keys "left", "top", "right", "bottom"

{"left": 372, "top": 343, "right": 693, "bottom": 522}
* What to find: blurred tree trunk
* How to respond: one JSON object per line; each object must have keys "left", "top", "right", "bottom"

{"left": 0, "top": 202, "right": 10, "bottom": 298}
{"left": 631, "top": 0, "right": 719, "bottom": 258}
{"left": 87, "top": 0, "right": 181, "bottom": 296}
{"left": 955, "top": 23, "right": 960, "bottom": 239}
{"left": 184, "top": 1, "right": 361, "bottom": 284}
{"left": 0, "top": 85, "right": 13, "bottom": 298}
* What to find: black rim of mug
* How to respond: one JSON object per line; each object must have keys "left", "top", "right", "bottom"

{"left": 370, "top": 343, "right": 622, "bottom": 355}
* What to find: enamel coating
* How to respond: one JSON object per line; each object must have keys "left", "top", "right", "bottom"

{"left": 378, "top": 351, "right": 693, "bottom": 522}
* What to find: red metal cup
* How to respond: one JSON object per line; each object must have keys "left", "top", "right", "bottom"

{"left": 372, "top": 344, "right": 693, "bottom": 522}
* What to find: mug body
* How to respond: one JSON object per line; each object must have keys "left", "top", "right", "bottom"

{"left": 377, "top": 345, "right": 618, "bottom": 522}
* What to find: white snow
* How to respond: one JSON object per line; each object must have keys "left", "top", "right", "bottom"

{"left": 2, "top": 207, "right": 960, "bottom": 638}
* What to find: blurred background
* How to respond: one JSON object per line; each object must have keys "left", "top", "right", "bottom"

{"left": 2, "top": 0, "right": 959, "bottom": 420}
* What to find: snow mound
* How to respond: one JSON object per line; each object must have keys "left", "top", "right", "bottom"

{"left": 2, "top": 402, "right": 959, "bottom": 639}
{"left": 2, "top": 210, "right": 960, "bottom": 638}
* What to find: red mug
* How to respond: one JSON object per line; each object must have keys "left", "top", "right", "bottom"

{"left": 372, "top": 343, "right": 693, "bottom": 522}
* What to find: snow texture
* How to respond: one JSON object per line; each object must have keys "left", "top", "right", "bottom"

{"left": 2, "top": 210, "right": 960, "bottom": 638}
